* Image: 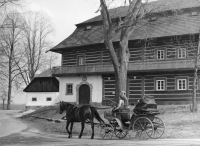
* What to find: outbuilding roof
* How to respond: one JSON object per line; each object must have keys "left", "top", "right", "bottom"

{"left": 50, "top": 0, "right": 200, "bottom": 52}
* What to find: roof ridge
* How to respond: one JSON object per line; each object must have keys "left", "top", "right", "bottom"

{"left": 78, "top": 0, "right": 200, "bottom": 25}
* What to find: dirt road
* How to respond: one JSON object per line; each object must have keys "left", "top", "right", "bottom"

{"left": 1, "top": 110, "right": 200, "bottom": 146}
{"left": 0, "top": 110, "right": 27, "bottom": 137}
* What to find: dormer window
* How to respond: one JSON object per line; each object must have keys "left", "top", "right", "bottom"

{"left": 85, "top": 25, "right": 92, "bottom": 30}
{"left": 191, "top": 11, "right": 198, "bottom": 16}
{"left": 149, "top": 16, "right": 157, "bottom": 22}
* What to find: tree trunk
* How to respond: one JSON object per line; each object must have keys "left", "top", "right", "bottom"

{"left": 7, "top": 61, "right": 12, "bottom": 110}
{"left": 3, "top": 99, "right": 5, "bottom": 110}
{"left": 115, "top": 66, "right": 128, "bottom": 105}
{"left": 191, "top": 68, "right": 198, "bottom": 112}
{"left": 7, "top": 44, "right": 14, "bottom": 110}
{"left": 100, "top": 0, "right": 141, "bottom": 106}
{"left": 191, "top": 30, "right": 200, "bottom": 112}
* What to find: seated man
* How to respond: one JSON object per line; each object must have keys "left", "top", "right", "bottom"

{"left": 113, "top": 91, "right": 129, "bottom": 111}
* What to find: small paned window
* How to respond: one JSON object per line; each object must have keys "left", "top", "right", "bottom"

{"left": 157, "top": 50, "right": 164, "bottom": 60}
{"left": 46, "top": 97, "right": 52, "bottom": 101}
{"left": 156, "top": 80, "right": 165, "bottom": 91}
{"left": 149, "top": 16, "right": 157, "bottom": 21}
{"left": 66, "top": 84, "right": 73, "bottom": 95}
{"left": 32, "top": 97, "right": 37, "bottom": 101}
{"left": 177, "top": 79, "right": 187, "bottom": 90}
{"left": 178, "top": 48, "right": 186, "bottom": 58}
{"left": 77, "top": 56, "right": 85, "bottom": 65}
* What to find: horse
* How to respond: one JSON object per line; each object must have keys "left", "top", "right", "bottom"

{"left": 59, "top": 101, "right": 105, "bottom": 139}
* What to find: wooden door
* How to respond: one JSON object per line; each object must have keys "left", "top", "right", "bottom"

{"left": 79, "top": 84, "right": 90, "bottom": 104}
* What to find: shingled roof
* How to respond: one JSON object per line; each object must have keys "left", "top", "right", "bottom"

{"left": 79, "top": 0, "right": 200, "bottom": 25}
{"left": 50, "top": 0, "right": 200, "bottom": 52}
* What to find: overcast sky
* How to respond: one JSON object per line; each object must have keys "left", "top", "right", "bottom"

{"left": 25, "top": 0, "right": 158, "bottom": 46}
{"left": 26, "top": 0, "right": 100, "bottom": 46}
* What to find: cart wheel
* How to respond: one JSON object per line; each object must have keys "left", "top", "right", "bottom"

{"left": 132, "top": 117, "right": 154, "bottom": 140}
{"left": 114, "top": 125, "right": 128, "bottom": 139}
{"left": 100, "top": 124, "right": 114, "bottom": 139}
{"left": 148, "top": 117, "right": 165, "bottom": 139}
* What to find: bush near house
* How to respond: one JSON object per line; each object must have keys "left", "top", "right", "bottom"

{"left": 20, "top": 104, "right": 200, "bottom": 139}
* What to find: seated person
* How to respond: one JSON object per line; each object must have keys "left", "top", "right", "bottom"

{"left": 113, "top": 91, "right": 129, "bottom": 112}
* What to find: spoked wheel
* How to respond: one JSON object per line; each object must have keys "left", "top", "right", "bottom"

{"left": 133, "top": 117, "right": 154, "bottom": 140}
{"left": 100, "top": 124, "right": 114, "bottom": 139}
{"left": 148, "top": 117, "right": 165, "bottom": 139}
{"left": 114, "top": 125, "right": 128, "bottom": 139}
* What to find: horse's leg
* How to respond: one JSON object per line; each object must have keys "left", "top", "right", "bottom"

{"left": 66, "top": 120, "right": 71, "bottom": 138}
{"left": 90, "top": 118, "right": 94, "bottom": 139}
{"left": 69, "top": 122, "right": 74, "bottom": 138}
{"left": 79, "top": 122, "right": 85, "bottom": 138}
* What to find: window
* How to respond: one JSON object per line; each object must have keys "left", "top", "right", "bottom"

{"left": 156, "top": 80, "right": 165, "bottom": 91}
{"left": 177, "top": 79, "right": 187, "bottom": 90}
{"left": 46, "top": 97, "right": 52, "bottom": 101}
{"left": 149, "top": 16, "right": 157, "bottom": 21}
{"left": 84, "top": 25, "right": 92, "bottom": 30}
{"left": 157, "top": 50, "right": 165, "bottom": 60}
{"left": 66, "top": 84, "right": 73, "bottom": 95}
{"left": 178, "top": 48, "right": 186, "bottom": 58}
{"left": 191, "top": 11, "right": 198, "bottom": 16}
{"left": 32, "top": 97, "right": 37, "bottom": 101}
{"left": 77, "top": 56, "right": 85, "bottom": 65}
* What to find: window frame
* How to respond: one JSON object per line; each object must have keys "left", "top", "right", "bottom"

{"left": 176, "top": 77, "right": 188, "bottom": 90}
{"left": 32, "top": 97, "right": 37, "bottom": 101}
{"left": 178, "top": 48, "right": 187, "bottom": 58}
{"left": 155, "top": 77, "right": 167, "bottom": 91}
{"left": 66, "top": 83, "right": 73, "bottom": 95}
{"left": 157, "top": 49, "right": 165, "bottom": 60}
{"left": 177, "top": 79, "right": 187, "bottom": 90}
{"left": 77, "top": 55, "right": 85, "bottom": 66}
{"left": 46, "top": 97, "right": 52, "bottom": 101}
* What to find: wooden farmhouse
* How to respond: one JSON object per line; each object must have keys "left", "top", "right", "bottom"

{"left": 50, "top": 0, "right": 200, "bottom": 105}
{"left": 23, "top": 69, "right": 59, "bottom": 109}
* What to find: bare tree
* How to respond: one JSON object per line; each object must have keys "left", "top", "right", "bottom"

{"left": 100, "top": 0, "right": 181, "bottom": 105}
{"left": 16, "top": 11, "right": 55, "bottom": 85}
{"left": 0, "top": 11, "right": 23, "bottom": 109}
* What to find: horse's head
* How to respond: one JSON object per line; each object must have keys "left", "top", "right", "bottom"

{"left": 59, "top": 101, "right": 72, "bottom": 114}
{"left": 59, "top": 101, "right": 66, "bottom": 114}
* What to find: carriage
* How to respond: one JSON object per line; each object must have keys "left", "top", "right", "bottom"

{"left": 99, "top": 95, "right": 165, "bottom": 140}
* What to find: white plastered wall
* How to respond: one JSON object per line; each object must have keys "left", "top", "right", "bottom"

{"left": 59, "top": 75, "right": 102, "bottom": 103}
{"left": 26, "top": 92, "right": 59, "bottom": 106}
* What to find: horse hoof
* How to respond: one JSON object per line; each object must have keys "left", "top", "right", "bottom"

{"left": 91, "top": 137, "right": 94, "bottom": 139}
{"left": 78, "top": 136, "right": 81, "bottom": 139}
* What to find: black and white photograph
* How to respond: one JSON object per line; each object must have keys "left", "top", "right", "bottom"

{"left": 0, "top": 0, "right": 200, "bottom": 145}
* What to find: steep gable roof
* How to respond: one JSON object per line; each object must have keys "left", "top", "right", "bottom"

{"left": 79, "top": 0, "right": 200, "bottom": 25}
{"left": 50, "top": 0, "right": 200, "bottom": 52}
{"left": 23, "top": 77, "right": 59, "bottom": 92}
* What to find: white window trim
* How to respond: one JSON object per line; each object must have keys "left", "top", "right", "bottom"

{"left": 178, "top": 48, "right": 186, "bottom": 58}
{"left": 156, "top": 80, "right": 165, "bottom": 91}
{"left": 175, "top": 76, "right": 189, "bottom": 90}
{"left": 177, "top": 79, "right": 187, "bottom": 90}
{"left": 157, "top": 50, "right": 165, "bottom": 60}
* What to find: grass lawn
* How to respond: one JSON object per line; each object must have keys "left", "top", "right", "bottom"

{"left": 20, "top": 104, "right": 200, "bottom": 139}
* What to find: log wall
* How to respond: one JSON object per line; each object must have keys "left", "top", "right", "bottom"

{"left": 102, "top": 71, "right": 200, "bottom": 105}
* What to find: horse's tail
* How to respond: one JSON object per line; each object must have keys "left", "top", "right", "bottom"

{"left": 90, "top": 107, "right": 105, "bottom": 124}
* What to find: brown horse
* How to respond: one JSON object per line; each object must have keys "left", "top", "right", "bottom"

{"left": 59, "top": 101, "right": 104, "bottom": 139}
